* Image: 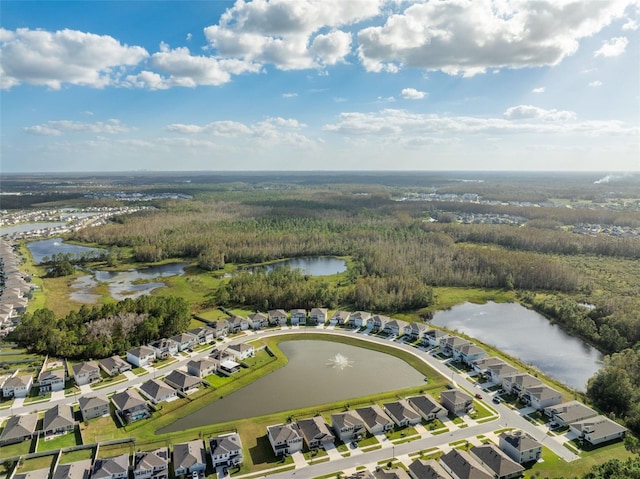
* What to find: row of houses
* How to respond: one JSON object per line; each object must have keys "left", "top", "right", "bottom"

{"left": 0, "top": 239, "right": 33, "bottom": 336}
{"left": 10, "top": 434, "right": 242, "bottom": 479}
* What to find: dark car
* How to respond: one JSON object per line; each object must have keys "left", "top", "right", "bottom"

{"left": 492, "top": 397, "right": 500, "bottom": 404}
{"left": 475, "top": 393, "right": 482, "bottom": 399}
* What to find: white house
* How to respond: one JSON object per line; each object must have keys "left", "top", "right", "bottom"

{"left": 248, "top": 312, "right": 269, "bottom": 330}
{"left": 383, "top": 399, "right": 421, "bottom": 427}
{"left": 290, "top": 309, "right": 307, "bottom": 325}
{"left": 458, "top": 343, "right": 486, "bottom": 365}
{"left": 38, "top": 368, "right": 65, "bottom": 395}
{"left": 499, "top": 431, "right": 542, "bottom": 464}
{"left": 173, "top": 440, "right": 207, "bottom": 477}
{"left": 350, "top": 311, "right": 372, "bottom": 328}
{"left": 569, "top": 415, "right": 627, "bottom": 446}
{"left": 133, "top": 447, "right": 169, "bottom": 479}
{"left": 169, "top": 332, "right": 198, "bottom": 352}
{"left": 209, "top": 433, "right": 243, "bottom": 467}
{"left": 355, "top": 405, "right": 394, "bottom": 434}
{"left": 331, "top": 411, "right": 365, "bottom": 442}
{"left": 309, "top": 308, "right": 328, "bottom": 325}
{"left": 404, "top": 322, "right": 428, "bottom": 341}
{"left": 267, "top": 423, "right": 304, "bottom": 456}
{"left": 72, "top": 361, "right": 101, "bottom": 386}
{"left": 268, "top": 309, "right": 288, "bottom": 326}
{"left": 126, "top": 346, "right": 156, "bottom": 368}
{"left": 330, "top": 311, "right": 351, "bottom": 325}
{"left": 383, "top": 319, "right": 408, "bottom": 336}
{"left": 226, "top": 343, "right": 255, "bottom": 361}
{"left": 139, "top": 379, "right": 177, "bottom": 404}
{"left": 522, "top": 384, "right": 563, "bottom": 410}
{"left": 2, "top": 375, "right": 32, "bottom": 398}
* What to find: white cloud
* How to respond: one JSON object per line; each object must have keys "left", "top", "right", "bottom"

{"left": 589, "top": 80, "right": 603, "bottom": 87}
{"left": 186, "top": 33, "right": 193, "bottom": 41}
{"left": 204, "top": 0, "right": 384, "bottom": 70}
{"left": 356, "top": 0, "right": 635, "bottom": 76}
{"left": 0, "top": 27, "right": 148, "bottom": 89}
{"left": 401, "top": 88, "right": 426, "bottom": 99}
{"left": 594, "top": 36, "right": 629, "bottom": 57}
{"left": 282, "top": 92, "right": 298, "bottom": 98}
{"left": 503, "top": 105, "right": 576, "bottom": 121}
{"left": 622, "top": 18, "right": 638, "bottom": 30}
{"left": 532, "top": 87, "right": 545, "bottom": 93}
{"left": 24, "top": 119, "right": 131, "bottom": 136}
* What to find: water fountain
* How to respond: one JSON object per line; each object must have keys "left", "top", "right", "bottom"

{"left": 327, "top": 353, "right": 353, "bottom": 370}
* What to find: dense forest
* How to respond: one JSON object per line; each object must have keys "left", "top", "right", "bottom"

{"left": 10, "top": 295, "right": 190, "bottom": 359}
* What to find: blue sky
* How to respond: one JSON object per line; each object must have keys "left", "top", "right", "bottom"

{"left": 1, "top": 0, "right": 639, "bottom": 173}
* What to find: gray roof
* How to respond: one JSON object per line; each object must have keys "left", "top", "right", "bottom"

{"left": 43, "top": 404, "right": 75, "bottom": 431}
{"left": 383, "top": 399, "right": 421, "bottom": 422}
{"left": 170, "top": 332, "right": 197, "bottom": 343}
{"left": 331, "top": 411, "right": 363, "bottom": 430}
{"left": 111, "top": 388, "right": 147, "bottom": 411}
{"left": 499, "top": 431, "right": 542, "bottom": 453}
{"left": 544, "top": 400, "right": 597, "bottom": 423}
{"left": 385, "top": 319, "right": 408, "bottom": 330}
{"left": 14, "top": 468, "right": 51, "bottom": 479}
{"left": 296, "top": 416, "right": 335, "bottom": 444}
{"left": 0, "top": 412, "right": 38, "bottom": 442}
{"left": 408, "top": 458, "right": 450, "bottom": 479}
{"left": 52, "top": 459, "right": 92, "bottom": 479}
{"left": 210, "top": 433, "right": 242, "bottom": 456}
{"left": 38, "top": 368, "right": 65, "bottom": 382}
{"left": 92, "top": 454, "right": 129, "bottom": 479}
{"left": 228, "top": 343, "right": 253, "bottom": 354}
{"left": 140, "top": 379, "right": 175, "bottom": 401}
{"left": 355, "top": 405, "right": 393, "bottom": 430}
{"left": 128, "top": 345, "right": 155, "bottom": 358}
{"left": 268, "top": 309, "right": 288, "bottom": 317}
{"left": 459, "top": 343, "right": 485, "bottom": 356}
{"left": 174, "top": 439, "right": 207, "bottom": 469}
{"left": 441, "top": 449, "right": 492, "bottom": 479}
{"left": 470, "top": 443, "right": 525, "bottom": 478}
{"left": 290, "top": 309, "right": 307, "bottom": 316}
{"left": 3, "top": 375, "right": 32, "bottom": 389}
{"left": 72, "top": 361, "right": 99, "bottom": 376}
{"left": 134, "top": 447, "right": 169, "bottom": 471}
{"left": 164, "top": 370, "right": 201, "bottom": 389}
{"left": 99, "top": 355, "right": 129, "bottom": 372}
{"left": 487, "top": 362, "right": 519, "bottom": 377}
{"left": 407, "top": 322, "right": 428, "bottom": 333}
{"left": 443, "top": 336, "right": 470, "bottom": 348}
{"left": 268, "top": 423, "right": 303, "bottom": 443}
{"left": 351, "top": 311, "right": 371, "bottom": 320}
{"left": 441, "top": 389, "right": 474, "bottom": 405}
{"left": 525, "top": 384, "right": 562, "bottom": 400}
{"left": 570, "top": 415, "right": 628, "bottom": 440}
{"left": 407, "top": 394, "right": 443, "bottom": 417}
{"left": 78, "top": 394, "right": 109, "bottom": 411}
{"left": 504, "top": 373, "right": 542, "bottom": 390}
{"left": 373, "top": 468, "right": 411, "bottom": 479}
{"left": 310, "top": 308, "right": 328, "bottom": 316}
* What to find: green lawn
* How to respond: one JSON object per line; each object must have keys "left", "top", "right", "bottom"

{"left": 16, "top": 454, "right": 55, "bottom": 473}
{"left": 0, "top": 438, "right": 32, "bottom": 459}
{"left": 37, "top": 427, "right": 82, "bottom": 452}
{"left": 59, "top": 447, "right": 95, "bottom": 464}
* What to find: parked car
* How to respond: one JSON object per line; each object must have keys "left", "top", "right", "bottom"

{"left": 492, "top": 397, "right": 500, "bottom": 404}
{"left": 475, "top": 393, "right": 482, "bottom": 399}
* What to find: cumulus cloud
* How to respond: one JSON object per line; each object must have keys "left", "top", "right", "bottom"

{"left": 0, "top": 27, "right": 148, "bottom": 89}
{"left": 503, "top": 105, "right": 576, "bottom": 121}
{"left": 532, "top": 87, "right": 545, "bottom": 93}
{"left": 24, "top": 119, "right": 131, "bottom": 136}
{"left": 594, "top": 36, "right": 629, "bottom": 57}
{"left": 589, "top": 80, "right": 603, "bottom": 87}
{"left": 282, "top": 92, "right": 298, "bottom": 98}
{"left": 622, "top": 18, "right": 638, "bottom": 30}
{"left": 356, "top": 0, "right": 635, "bottom": 76}
{"left": 401, "top": 88, "right": 426, "bottom": 99}
{"left": 204, "top": 0, "right": 384, "bottom": 70}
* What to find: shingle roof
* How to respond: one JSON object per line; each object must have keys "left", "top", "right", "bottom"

{"left": 355, "top": 405, "right": 393, "bottom": 430}
{"left": 499, "top": 431, "right": 542, "bottom": 453}
{"left": 407, "top": 394, "right": 443, "bottom": 417}
{"left": 268, "top": 423, "right": 302, "bottom": 443}
{"left": 164, "top": 370, "right": 201, "bottom": 390}
{"left": 570, "top": 415, "right": 628, "bottom": 440}
{"left": 0, "top": 412, "right": 38, "bottom": 442}
{"left": 210, "top": 433, "right": 242, "bottom": 456}
{"left": 133, "top": 447, "right": 169, "bottom": 472}
{"left": 72, "top": 361, "right": 99, "bottom": 376}
{"left": 174, "top": 440, "right": 206, "bottom": 469}
{"left": 408, "top": 459, "right": 450, "bottom": 479}
{"left": 544, "top": 400, "right": 597, "bottom": 424}
{"left": 52, "top": 459, "right": 92, "bottom": 479}
{"left": 331, "top": 411, "right": 363, "bottom": 430}
{"left": 296, "top": 416, "right": 335, "bottom": 444}
{"left": 92, "top": 454, "right": 129, "bottom": 479}
{"left": 14, "top": 468, "right": 50, "bottom": 479}
{"left": 111, "top": 388, "right": 147, "bottom": 411}
{"left": 470, "top": 443, "right": 525, "bottom": 478}
{"left": 43, "top": 404, "right": 75, "bottom": 431}
{"left": 440, "top": 448, "right": 493, "bottom": 479}
{"left": 78, "top": 394, "right": 109, "bottom": 411}
{"left": 140, "top": 379, "right": 175, "bottom": 401}
{"left": 383, "top": 399, "right": 421, "bottom": 423}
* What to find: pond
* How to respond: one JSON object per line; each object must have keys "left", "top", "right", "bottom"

{"left": 430, "top": 302, "right": 603, "bottom": 391}
{"left": 70, "top": 263, "right": 188, "bottom": 302}
{"left": 249, "top": 256, "right": 347, "bottom": 276}
{"left": 26, "top": 238, "right": 103, "bottom": 264}
{"left": 158, "top": 339, "right": 426, "bottom": 433}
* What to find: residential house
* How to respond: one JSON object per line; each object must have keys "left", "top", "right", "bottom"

{"left": 149, "top": 339, "right": 178, "bottom": 359}
{"left": 229, "top": 316, "right": 249, "bottom": 333}
{"left": 440, "top": 389, "right": 474, "bottom": 416}
{"left": 331, "top": 411, "right": 365, "bottom": 442}
{"left": 407, "top": 459, "right": 451, "bottom": 479}
{"left": 2, "top": 375, "right": 32, "bottom": 398}
{"left": 248, "top": 312, "right": 269, "bottom": 330}
{"left": 487, "top": 362, "right": 520, "bottom": 385}
{"left": 544, "top": 401, "right": 598, "bottom": 427}
{"left": 111, "top": 388, "right": 150, "bottom": 423}
{"left": 267, "top": 423, "right": 304, "bottom": 456}
{"left": 140, "top": 379, "right": 177, "bottom": 404}
{"left": 296, "top": 416, "right": 335, "bottom": 450}
{"left": 52, "top": 459, "right": 92, "bottom": 479}
{"left": 371, "top": 315, "right": 391, "bottom": 332}
{"left": 407, "top": 394, "right": 445, "bottom": 422}
{"left": 0, "top": 412, "right": 38, "bottom": 445}
{"left": 290, "top": 309, "right": 307, "bottom": 326}
{"left": 439, "top": 449, "right": 492, "bottom": 479}
{"left": 211, "top": 319, "right": 230, "bottom": 338}
{"left": 218, "top": 359, "right": 242, "bottom": 376}
{"left": 309, "top": 308, "right": 328, "bottom": 325}
{"left": 569, "top": 415, "right": 627, "bottom": 446}
{"left": 133, "top": 447, "right": 169, "bottom": 479}
{"left": 14, "top": 468, "right": 50, "bottom": 479}
{"left": 38, "top": 368, "right": 65, "bottom": 395}
{"left": 209, "top": 433, "right": 243, "bottom": 467}
{"left": 188, "top": 326, "right": 215, "bottom": 344}
{"left": 164, "top": 370, "right": 202, "bottom": 393}
{"left": 470, "top": 443, "right": 524, "bottom": 479}
{"left": 226, "top": 343, "right": 255, "bottom": 361}
{"left": 373, "top": 468, "right": 411, "bottom": 479}
{"left": 423, "top": 330, "right": 450, "bottom": 348}
{"left": 42, "top": 404, "right": 75, "bottom": 437}
{"left": 92, "top": 454, "right": 129, "bottom": 479}
{"left": 404, "top": 322, "right": 428, "bottom": 341}
{"left": 355, "top": 405, "right": 394, "bottom": 435}
{"left": 502, "top": 373, "right": 542, "bottom": 397}
{"left": 383, "top": 399, "right": 421, "bottom": 427}
{"left": 187, "top": 358, "right": 218, "bottom": 378}
{"left": 170, "top": 332, "right": 198, "bottom": 352}
{"left": 350, "top": 311, "right": 371, "bottom": 328}
{"left": 72, "top": 361, "right": 101, "bottom": 386}
{"left": 330, "top": 311, "right": 351, "bottom": 325}
{"left": 441, "top": 336, "right": 470, "bottom": 357}
{"left": 173, "top": 440, "right": 207, "bottom": 477}
{"left": 268, "top": 309, "right": 288, "bottom": 326}
{"left": 458, "top": 344, "right": 486, "bottom": 365}
{"left": 499, "top": 431, "right": 542, "bottom": 464}
{"left": 472, "top": 357, "right": 507, "bottom": 376}
{"left": 126, "top": 346, "right": 156, "bottom": 368}
{"left": 384, "top": 319, "right": 408, "bottom": 337}
{"left": 99, "top": 355, "right": 131, "bottom": 376}
{"left": 522, "top": 384, "right": 563, "bottom": 410}
{"left": 78, "top": 395, "right": 110, "bottom": 421}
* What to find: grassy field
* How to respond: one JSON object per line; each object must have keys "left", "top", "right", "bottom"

{"left": 14, "top": 454, "right": 54, "bottom": 473}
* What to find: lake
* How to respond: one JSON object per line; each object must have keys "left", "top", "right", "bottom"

{"left": 26, "top": 237, "right": 103, "bottom": 264}
{"left": 158, "top": 339, "right": 426, "bottom": 433}
{"left": 250, "top": 256, "right": 347, "bottom": 276}
{"left": 430, "top": 302, "right": 603, "bottom": 391}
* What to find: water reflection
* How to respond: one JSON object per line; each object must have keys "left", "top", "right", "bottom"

{"left": 250, "top": 256, "right": 347, "bottom": 276}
